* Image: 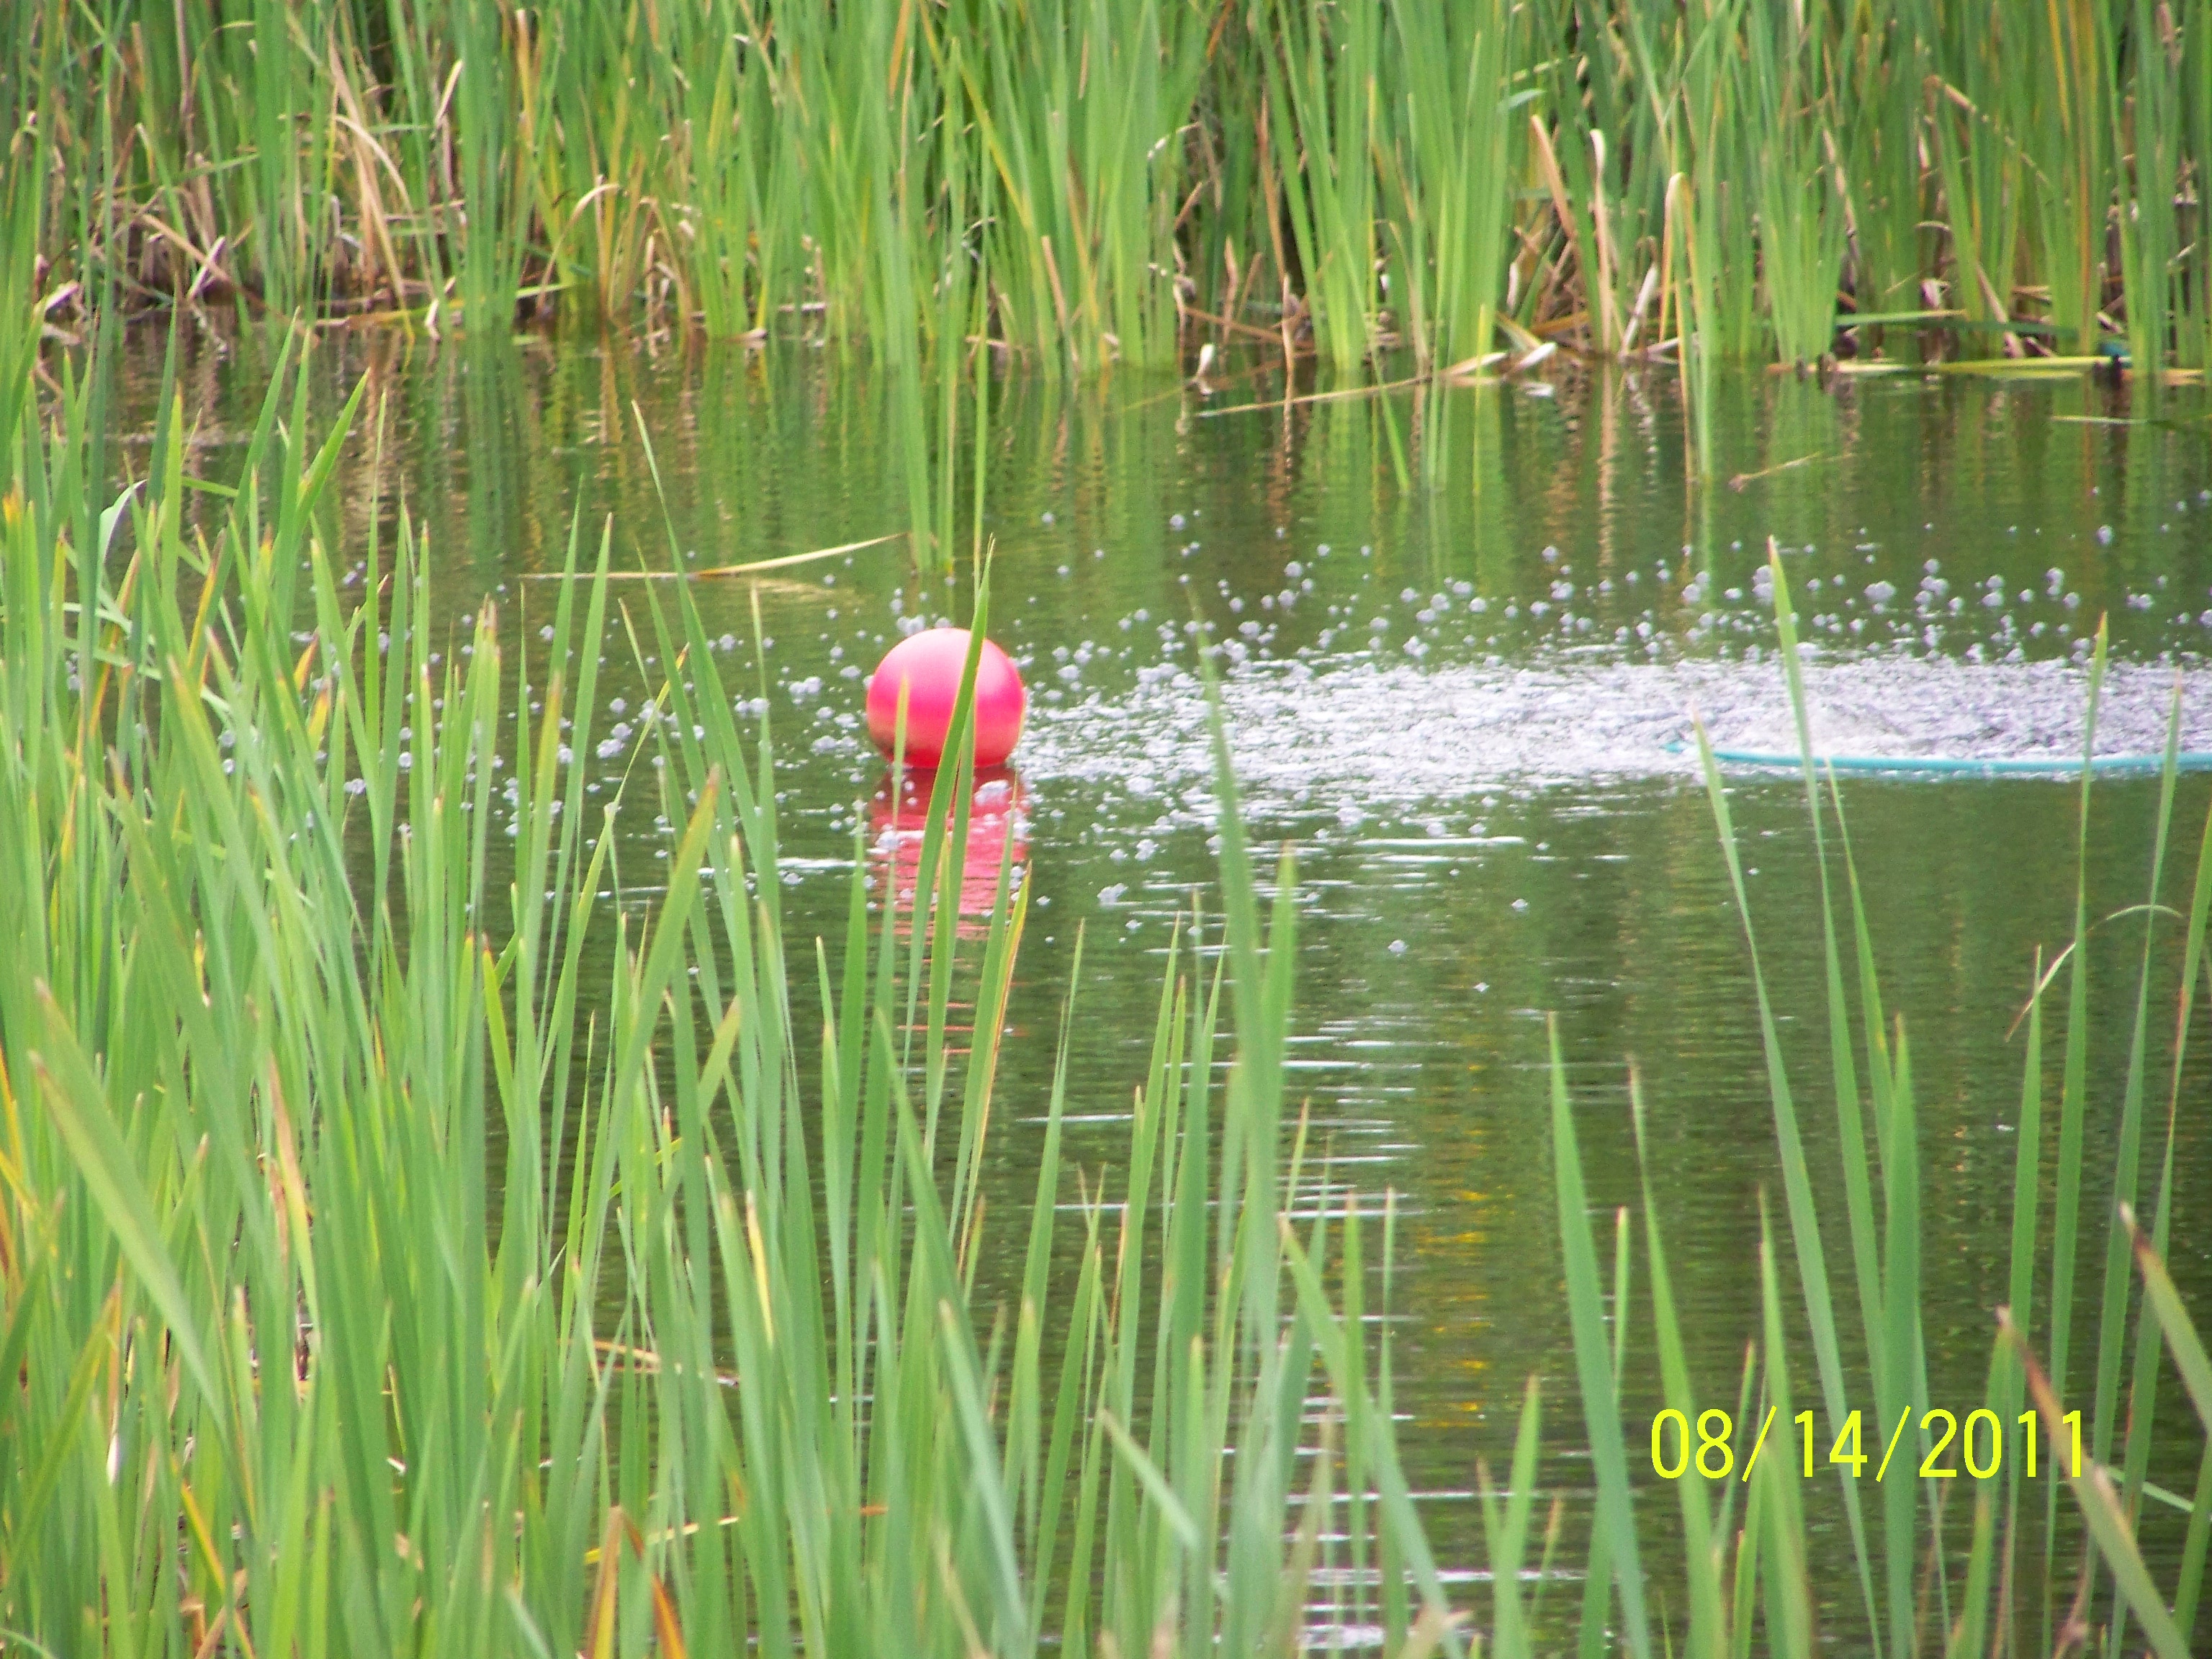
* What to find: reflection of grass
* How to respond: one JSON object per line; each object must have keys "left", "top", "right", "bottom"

{"left": 15, "top": 3, "right": 2212, "bottom": 371}
{"left": 1549, "top": 547, "right": 2212, "bottom": 1659}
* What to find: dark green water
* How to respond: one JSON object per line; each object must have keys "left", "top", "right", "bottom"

{"left": 125, "top": 333, "right": 2212, "bottom": 1635}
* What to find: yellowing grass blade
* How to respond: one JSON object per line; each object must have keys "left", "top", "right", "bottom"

{"left": 2001, "top": 1312, "right": 2191, "bottom": 1659}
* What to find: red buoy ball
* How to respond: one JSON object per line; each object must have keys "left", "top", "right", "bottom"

{"left": 866, "top": 627, "right": 1026, "bottom": 768}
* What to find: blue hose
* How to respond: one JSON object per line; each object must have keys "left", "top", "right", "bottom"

{"left": 1691, "top": 746, "right": 2212, "bottom": 777}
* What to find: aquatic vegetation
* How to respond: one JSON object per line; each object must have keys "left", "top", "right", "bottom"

{"left": 12, "top": 1, "right": 2212, "bottom": 371}
{"left": 1548, "top": 560, "right": 2212, "bottom": 1659}
{"left": 0, "top": 338, "right": 1465, "bottom": 1655}
{"left": 4, "top": 251, "right": 2211, "bottom": 1653}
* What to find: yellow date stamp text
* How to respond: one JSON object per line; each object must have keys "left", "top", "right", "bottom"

{"left": 1649, "top": 1407, "right": 2084, "bottom": 1482}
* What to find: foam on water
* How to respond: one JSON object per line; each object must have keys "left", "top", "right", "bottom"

{"left": 1018, "top": 652, "right": 2212, "bottom": 822}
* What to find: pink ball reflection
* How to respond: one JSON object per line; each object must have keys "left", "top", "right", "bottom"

{"left": 869, "top": 765, "right": 1030, "bottom": 926}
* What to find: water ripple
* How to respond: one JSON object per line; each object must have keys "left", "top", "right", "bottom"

{"left": 1019, "top": 653, "right": 2211, "bottom": 821}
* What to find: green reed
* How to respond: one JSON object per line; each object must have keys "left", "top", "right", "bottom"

{"left": 1547, "top": 548, "right": 2212, "bottom": 1659}
{"left": 10, "top": 331, "right": 2212, "bottom": 1659}
{"left": 0, "top": 328, "right": 1463, "bottom": 1655}
{"left": 14, "top": 1, "right": 2212, "bottom": 374}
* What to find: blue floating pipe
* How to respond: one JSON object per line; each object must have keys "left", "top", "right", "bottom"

{"left": 1684, "top": 745, "right": 2212, "bottom": 778}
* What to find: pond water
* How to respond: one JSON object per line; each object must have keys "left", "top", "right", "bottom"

{"left": 125, "top": 332, "right": 2212, "bottom": 1633}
